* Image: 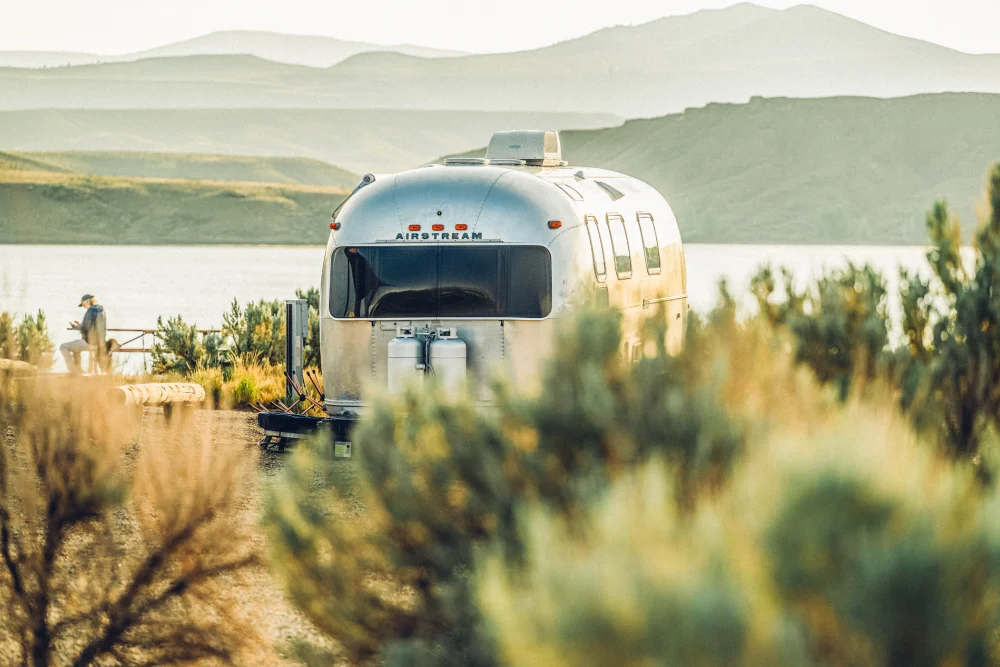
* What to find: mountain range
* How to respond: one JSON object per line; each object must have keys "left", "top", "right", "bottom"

{"left": 0, "top": 109, "right": 619, "bottom": 174}
{"left": 2, "top": 4, "right": 999, "bottom": 116}
{"left": 0, "top": 30, "right": 464, "bottom": 69}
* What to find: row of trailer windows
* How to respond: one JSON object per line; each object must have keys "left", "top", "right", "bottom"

{"left": 584, "top": 212, "right": 662, "bottom": 282}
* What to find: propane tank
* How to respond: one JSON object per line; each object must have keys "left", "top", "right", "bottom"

{"left": 428, "top": 328, "right": 467, "bottom": 397}
{"left": 387, "top": 327, "right": 424, "bottom": 394}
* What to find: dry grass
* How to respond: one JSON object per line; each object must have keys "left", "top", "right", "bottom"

{"left": 0, "top": 372, "right": 273, "bottom": 666}
{"left": 184, "top": 358, "right": 321, "bottom": 411}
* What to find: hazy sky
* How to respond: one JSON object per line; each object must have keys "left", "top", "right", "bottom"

{"left": 4, "top": 0, "right": 1000, "bottom": 55}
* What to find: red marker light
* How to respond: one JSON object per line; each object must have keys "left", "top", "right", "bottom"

{"left": 409, "top": 224, "right": 421, "bottom": 232}
{"left": 456, "top": 224, "right": 468, "bottom": 231}
{"left": 330, "top": 222, "right": 340, "bottom": 230}
{"left": 432, "top": 224, "right": 445, "bottom": 231}
{"left": 548, "top": 220, "right": 563, "bottom": 229}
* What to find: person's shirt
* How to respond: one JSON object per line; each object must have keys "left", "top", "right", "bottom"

{"left": 79, "top": 305, "right": 107, "bottom": 346}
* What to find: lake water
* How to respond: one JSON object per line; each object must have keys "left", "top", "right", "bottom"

{"left": 0, "top": 244, "right": 932, "bottom": 372}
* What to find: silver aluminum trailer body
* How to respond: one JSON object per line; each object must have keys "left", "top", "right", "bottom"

{"left": 320, "top": 141, "right": 686, "bottom": 417}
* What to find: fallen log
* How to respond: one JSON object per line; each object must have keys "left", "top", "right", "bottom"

{"left": 111, "top": 382, "right": 206, "bottom": 407}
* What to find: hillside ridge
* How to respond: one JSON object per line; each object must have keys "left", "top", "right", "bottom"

{"left": 3, "top": 4, "right": 998, "bottom": 116}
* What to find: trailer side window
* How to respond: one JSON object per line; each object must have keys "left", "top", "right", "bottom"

{"left": 585, "top": 215, "right": 607, "bottom": 282}
{"left": 607, "top": 214, "right": 632, "bottom": 279}
{"left": 637, "top": 213, "right": 661, "bottom": 274}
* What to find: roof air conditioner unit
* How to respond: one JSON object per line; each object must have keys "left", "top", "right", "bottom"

{"left": 486, "top": 130, "right": 562, "bottom": 167}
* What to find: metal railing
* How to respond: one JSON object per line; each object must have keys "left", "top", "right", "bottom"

{"left": 66, "top": 327, "right": 222, "bottom": 353}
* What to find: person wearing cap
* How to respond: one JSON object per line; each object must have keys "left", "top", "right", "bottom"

{"left": 60, "top": 294, "right": 107, "bottom": 375}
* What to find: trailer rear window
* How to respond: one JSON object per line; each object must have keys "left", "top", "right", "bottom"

{"left": 329, "top": 245, "right": 552, "bottom": 319}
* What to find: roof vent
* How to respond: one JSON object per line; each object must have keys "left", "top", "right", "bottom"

{"left": 486, "top": 130, "right": 562, "bottom": 167}
{"left": 489, "top": 158, "right": 527, "bottom": 167}
{"left": 596, "top": 181, "right": 625, "bottom": 201}
{"left": 445, "top": 157, "right": 490, "bottom": 166}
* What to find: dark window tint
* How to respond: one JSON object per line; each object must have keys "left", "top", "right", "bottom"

{"left": 637, "top": 214, "right": 661, "bottom": 274}
{"left": 607, "top": 214, "right": 632, "bottom": 279}
{"left": 507, "top": 248, "right": 552, "bottom": 317}
{"left": 330, "top": 245, "right": 551, "bottom": 319}
{"left": 585, "top": 215, "right": 606, "bottom": 281}
{"left": 438, "top": 247, "right": 500, "bottom": 317}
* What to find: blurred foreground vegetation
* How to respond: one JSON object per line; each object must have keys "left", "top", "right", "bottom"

{"left": 267, "top": 164, "right": 1000, "bottom": 666}
{"left": 0, "top": 371, "right": 262, "bottom": 666}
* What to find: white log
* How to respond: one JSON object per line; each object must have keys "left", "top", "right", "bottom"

{"left": 0, "top": 359, "right": 36, "bottom": 375}
{"left": 112, "top": 382, "right": 206, "bottom": 407}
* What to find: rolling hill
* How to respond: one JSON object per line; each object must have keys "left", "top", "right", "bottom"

{"left": 4, "top": 94, "right": 999, "bottom": 246}
{"left": 0, "top": 109, "right": 620, "bottom": 174}
{"left": 448, "top": 93, "right": 1000, "bottom": 245}
{"left": 0, "top": 168, "right": 347, "bottom": 245}
{"left": 1, "top": 4, "right": 999, "bottom": 116}
{"left": 122, "top": 30, "right": 466, "bottom": 66}
{"left": 0, "top": 51, "right": 101, "bottom": 68}
{"left": 2, "top": 151, "right": 358, "bottom": 188}
{"left": 0, "top": 30, "right": 465, "bottom": 69}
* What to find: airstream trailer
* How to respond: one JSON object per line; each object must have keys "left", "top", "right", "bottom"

{"left": 320, "top": 130, "right": 687, "bottom": 423}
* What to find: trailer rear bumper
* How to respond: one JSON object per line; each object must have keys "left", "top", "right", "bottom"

{"left": 256, "top": 411, "right": 358, "bottom": 453}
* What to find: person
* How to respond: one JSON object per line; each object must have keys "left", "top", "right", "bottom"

{"left": 60, "top": 294, "right": 107, "bottom": 375}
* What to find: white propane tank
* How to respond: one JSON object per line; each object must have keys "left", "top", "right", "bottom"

{"left": 429, "top": 328, "right": 467, "bottom": 397}
{"left": 387, "top": 328, "right": 424, "bottom": 395}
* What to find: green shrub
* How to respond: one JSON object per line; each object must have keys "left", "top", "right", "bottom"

{"left": 752, "top": 261, "right": 889, "bottom": 399}
{"left": 265, "top": 305, "right": 746, "bottom": 665}
{"left": 221, "top": 289, "right": 320, "bottom": 370}
{"left": 897, "top": 165, "right": 1000, "bottom": 456}
{"left": 480, "top": 395, "right": 1000, "bottom": 667}
{"left": 0, "top": 309, "right": 55, "bottom": 369}
{"left": 222, "top": 298, "right": 285, "bottom": 366}
{"left": 224, "top": 354, "right": 285, "bottom": 408}
{"left": 149, "top": 314, "right": 222, "bottom": 374}
{"left": 754, "top": 163, "right": 1000, "bottom": 460}
{"left": 230, "top": 375, "right": 259, "bottom": 407}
